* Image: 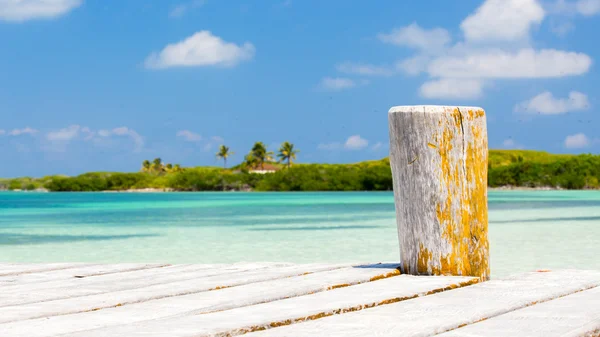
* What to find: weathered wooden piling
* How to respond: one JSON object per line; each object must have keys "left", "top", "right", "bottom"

{"left": 388, "top": 105, "right": 489, "bottom": 280}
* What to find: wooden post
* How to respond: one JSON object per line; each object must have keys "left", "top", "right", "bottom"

{"left": 388, "top": 105, "right": 489, "bottom": 280}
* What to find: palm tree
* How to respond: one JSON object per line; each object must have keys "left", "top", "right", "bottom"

{"left": 165, "top": 163, "right": 173, "bottom": 172}
{"left": 172, "top": 164, "right": 183, "bottom": 173}
{"left": 277, "top": 142, "right": 299, "bottom": 168}
{"left": 250, "top": 142, "right": 273, "bottom": 169}
{"left": 152, "top": 158, "right": 163, "bottom": 174}
{"left": 243, "top": 153, "right": 258, "bottom": 170}
{"left": 141, "top": 160, "right": 151, "bottom": 173}
{"left": 216, "top": 145, "right": 234, "bottom": 169}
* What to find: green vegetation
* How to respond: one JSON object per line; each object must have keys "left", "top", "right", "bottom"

{"left": 277, "top": 141, "right": 299, "bottom": 168}
{"left": 141, "top": 158, "right": 183, "bottom": 175}
{"left": 244, "top": 142, "right": 274, "bottom": 170}
{"left": 1, "top": 150, "right": 598, "bottom": 192}
{"left": 216, "top": 145, "right": 234, "bottom": 169}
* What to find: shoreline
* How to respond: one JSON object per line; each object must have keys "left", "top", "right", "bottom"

{"left": 2, "top": 186, "right": 598, "bottom": 193}
{"left": 488, "top": 186, "right": 564, "bottom": 191}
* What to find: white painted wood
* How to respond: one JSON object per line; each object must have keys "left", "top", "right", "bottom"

{"left": 562, "top": 321, "right": 600, "bottom": 337}
{"left": 0, "top": 264, "right": 407, "bottom": 333}
{"left": 242, "top": 270, "right": 600, "bottom": 337}
{"left": 0, "top": 263, "right": 169, "bottom": 286}
{"left": 0, "top": 263, "right": 94, "bottom": 276}
{"left": 0, "top": 263, "right": 352, "bottom": 309}
{"left": 0, "top": 262, "right": 280, "bottom": 293}
{"left": 0, "top": 262, "right": 299, "bottom": 306}
{"left": 35, "top": 275, "right": 476, "bottom": 337}
{"left": 388, "top": 105, "right": 489, "bottom": 279}
{"left": 438, "top": 286, "right": 600, "bottom": 337}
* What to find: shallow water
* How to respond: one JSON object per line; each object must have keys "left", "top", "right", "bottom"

{"left": 1, "top": 191, "right": 599, "bottom": 278}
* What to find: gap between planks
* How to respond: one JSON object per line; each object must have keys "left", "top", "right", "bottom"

{"left": 240, "top": 270, "right": 600, "bottom": 337}
{"left": 0, "top": 262, "right": 331, "bottom": 308}
{"left": 2, "top": 273, "right": 477, "bottom": 337}
{"left": 438, "top": 285, "right": 600, "bottom": 337}
{"left": 0, "top": 263, "right": 395, "bottom": 325}
{"left": 0, "top": 263, "right": 172, "bottom": 286}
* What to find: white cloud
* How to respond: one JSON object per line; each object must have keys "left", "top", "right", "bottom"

{"left": 319, "top": 77, "right": 356, "bottom": 91}
{"left": 502, "top": 138, "right": 524, "bottom": 149}
{"left": 318, "top": 136, "right": 370, "bottom": 151}
{"left": 0, "top": 129, "right": 5, "bottom": 135}
{"left": 420, "top": 78, "right": 484, "bottom": 99}
{"left": 111, "top": 127, "right": 144, "bottom": 150}
{"left": 344, "top": 135, "right": 368, "bottom": 150}
{"left": 550, "top": 0, "right": 600, "bottom": 16}
{"left": 331, "top": 0, "right": 592, "bottom": 99}
{"left": 396, "top": 55, "right": 430, "bottom": 76}
{"left": 46, "top": 124, "right": 88, "bottom": 141}
{"left": 42, "top": 125, "right": 143, "bottom": 151}
{"left": 0, "top": 0, "right": 82, "bottom": 22}
{"left": 336, "top": 62, "right": 394, "bottom": 76}
{"left": 177, "top": 130, "right": 202, "bottom": 142}
{"left": 428, "top": 48, "right": 592, "bottom": 79}
{"left": 169, "top": 0, "right": 205, "bottom": 18}
{"left": 564, "top": 133, "right": 590, "bottom": 148}
{"left": 378, "top": 23, "right": 451, "bottom": 52}
{"left": 317, "top": 142, "right": 341, "bottom": 151}
{"left": 371, "top": 142, "right": 385, "bottom": 151}
{"left": 9, "top": 127, "right": 38, "bottom": 136}
{"left": 44, "top": 125, "right": 94, "bottom": 152}
{"left": 145, "top": 31, "right": 255, "bottom": 69}
{"left": 515, "top": 91, "right": 589, "bottom": 114}
{"left": 576, "top": 0, "right": 600, "bottom": 15}
{"left": 97, "top": 130, "right": 111, "bottom": 137}
{"left": 460, "top": 0, "right": 545, "bottom": 42}
{"left": 211, "top": 136, "right": 224, "bottom": 143}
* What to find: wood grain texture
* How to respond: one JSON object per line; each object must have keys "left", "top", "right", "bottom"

{"left": 1, "top": 264, "right": 598, "bottom": 337}
{"left": 0, "top": 263, "right": 169, "bottom": 286}
{"left": 244, "top": 270, "right": 600, "bottom": 337}
{"left": 45, "top": 275, "right": 477, "bottom": 337}
{"left": 0, "top": 263, "right": 347, "bottom": 308}
{"left": 0, "top": 263, "right": 400, "bottom": 325}
{"left": 438, "top": 286, "right": 600, "bottom": 337}
{"left": 0, "top": 263, "right": 95, "bottom": 277}
{"left": 388, "top": 105, "right": 489, "bottom": 280}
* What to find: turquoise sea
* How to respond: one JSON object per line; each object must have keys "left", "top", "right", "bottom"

{"left": 1, "top": 191, "right": 599, "bottom": 278}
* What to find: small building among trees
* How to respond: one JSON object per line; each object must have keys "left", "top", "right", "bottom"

{"left": 248, "top": 163, "right": 281, "bottom": 174}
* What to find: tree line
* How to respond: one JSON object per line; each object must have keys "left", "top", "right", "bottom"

{"left": 3, "top": 150, "right": 599, "bottom": 192}
{"left": 216, "top": 141, "right": 299, "bottom": 169}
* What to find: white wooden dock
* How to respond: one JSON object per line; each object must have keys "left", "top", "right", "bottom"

{"left": 1, "top": 263, "right": 599, "bottom": 336}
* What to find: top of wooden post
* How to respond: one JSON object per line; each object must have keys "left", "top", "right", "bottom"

{"left": 388, "top": 105, "right": 484, "bottom": 114}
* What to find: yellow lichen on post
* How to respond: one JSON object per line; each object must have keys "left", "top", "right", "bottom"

{"left": 389, "top": 105, "right": 489, "bottom": 281}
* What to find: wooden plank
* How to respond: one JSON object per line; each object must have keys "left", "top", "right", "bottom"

{"left": 0, "top": 263, "right": 170, "bottom": 286}
{"left": 0, "top": 262, "right": 302, "bottom": 307}
{"left": 0, "top": 264, "right": 407, "bottom": 334}
{"left": 0, "top": 263, "right": 269, "bottom": 288}
{"left": 44, "top": 275, "right": 478, "bottom": 337}
{"left": 388, "top": 105, "right": 489, "bottom": 279}
{"left": 239, "top": 270, "right": 600, "bottom": 337}
{"left": 0, "top": 263, "right": 95, "bottom": 276}
{"left": 438, "top": 286, "right": 600, "bottom": 337}
{"left": 0, "top": 262, "right": 353, "bottom": 310}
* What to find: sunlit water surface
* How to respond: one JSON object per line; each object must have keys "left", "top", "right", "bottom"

{"left": 1, "top": 191, "right": 599, "bottom": 278}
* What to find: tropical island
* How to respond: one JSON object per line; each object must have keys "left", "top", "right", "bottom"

{"left": 1, "top": 141, "right": 599, "bottom": 192}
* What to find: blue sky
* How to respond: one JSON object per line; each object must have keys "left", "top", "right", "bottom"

{"left": 0, "top": 0, "right": 598, "bottom": 177}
